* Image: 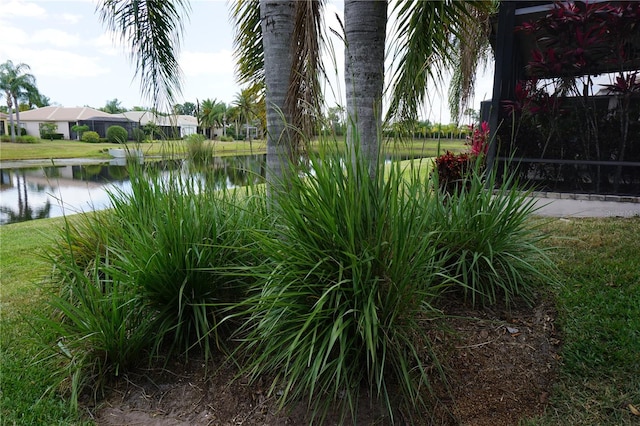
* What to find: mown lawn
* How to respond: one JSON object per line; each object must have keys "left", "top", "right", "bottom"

{"left": 1, "top": 217, "right": 92, "bottom": 424}
{"left": 0, "top": 137, "right": 463, "bottom": 162}
{"left": 0, "top": 139, "right": 271, "bottom": 161}
{"left": 2, "top": 214, "right": 638, "bottom": 424}
{"left": 528, "top": 217, "right": 640, "bottom": 425}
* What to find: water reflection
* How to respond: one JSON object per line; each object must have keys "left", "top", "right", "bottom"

{"left": 0, "top": 155, "right": 266, "bottom": 225}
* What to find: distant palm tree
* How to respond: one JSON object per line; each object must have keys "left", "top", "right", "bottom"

{"left": 26, "top": 91, "right": 50, "bottom": 109}
{"left": 198, "top": 98, "right": 227, "bottom": 139}
{"left": 0, "top": 60, "right": 38, "bottom": 142}
{"left": 234, "top": 87, "right": 259, "bottom": 142}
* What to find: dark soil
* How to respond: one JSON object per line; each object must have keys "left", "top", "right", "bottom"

{"left": 87, "top": 299, "right": 560, "bottom": 425}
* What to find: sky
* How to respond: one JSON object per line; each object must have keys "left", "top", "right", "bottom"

{"left": 0, "top": 0, "right": 494, "bottom": 124}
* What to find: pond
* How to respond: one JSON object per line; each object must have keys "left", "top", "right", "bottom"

{"left": 0, "top": 155, "right": 266, "bottom": 225}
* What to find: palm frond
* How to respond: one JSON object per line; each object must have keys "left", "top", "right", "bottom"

{"left": 231, "top": 0, "right": 264, "bottom": 86}
{"left": 386, "top": 0, "right": 494, "bottom": 123}
{"left": 96, "top": 0, "right": 190, "bottom": 109}
{"left": 448, "top": 2, "right": 496, "bottom": 122}
{"left": 286, "top": 0, "right": 326, "bottom": 157}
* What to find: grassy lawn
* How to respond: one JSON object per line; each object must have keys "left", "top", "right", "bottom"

{"left": 0, "top": 139, "right": 269, "bottom": 161}
{"left": 1, "top": 214, "right": 638, "bottom": 424}
{"left": 0, "top": 137, "right": 462, "bottom": 162}
{"left": 529, "top": 218, "right": 640, "bottom": 425}
{"left": 0, "top": 217, "right": 92, "bottom": 424}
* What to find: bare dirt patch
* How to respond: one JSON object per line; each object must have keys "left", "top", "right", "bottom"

{"left": 88, "top": 299, "right": 559, "bottom": 425}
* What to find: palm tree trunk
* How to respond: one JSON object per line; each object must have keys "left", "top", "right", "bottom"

{"left": 260, "top": 0, "right": 295, "bottom": 197}
{"left": 344, "top": 0, "right": 387, "bottom": 179}
{"left": 6, "top": 95, "right": 16, "bottom": 142}
{"left": 13, "top": 95, "right": 22, "bottom": 138}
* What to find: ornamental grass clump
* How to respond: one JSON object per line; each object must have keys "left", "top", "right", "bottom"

{"left": 42, "top": 161, "right": 265, "bottom": 408}
{"left": 237, "top": 143, "right": 449, "bottom": 423}
{"left": 105, "top": 164, "right": 263, "bottom": 357}
{"left": 185, "top": 133, "right": 215, "bottom": 164}
{"left": 431, "top": 161, "right": 556, "bottom": 306}
{"left": 38, "top": 252, "right": 154, "bottom": 411}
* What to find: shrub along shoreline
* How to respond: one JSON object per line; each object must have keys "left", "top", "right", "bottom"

{"left": 1, "top": 146, "right": 638, "bottom": 424}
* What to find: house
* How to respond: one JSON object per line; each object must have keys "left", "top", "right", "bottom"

{"left": 119, "top": 111, "right": 198, "bottom": 138}
{"left": 0, "top": 112, "right": 7, "bottom": 136}
{"left": 10, "top": 106, "right": 113, "bottom": 139}
{"left": 10, "top": 106, "right": 199, "bottom": 140}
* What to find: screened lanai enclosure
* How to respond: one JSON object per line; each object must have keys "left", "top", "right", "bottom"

{"left": 484, "top": 1, "right": 640, "bottom": 196}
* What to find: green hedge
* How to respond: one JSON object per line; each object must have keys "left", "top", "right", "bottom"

{"left": 42, "top": 133, "right": 64, "bottom": 140}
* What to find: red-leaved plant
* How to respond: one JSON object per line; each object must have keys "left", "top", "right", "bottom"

{"left": 434, "top": 121, "right": 490, "bottom": 195}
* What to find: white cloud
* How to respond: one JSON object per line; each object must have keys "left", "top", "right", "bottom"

{"left": 180, "top": 50, "right": 235, "bottom": 77}
{"left": 60, "top": 13, "right": 82, "bottom": 25}
{"left": 0, "top": 45, "right": 109, "bottom": 78}
{"left": 31, "top": 29, "right": 81, "bottom": 48}
{"left": 0, "top": 0, "right": 46, "bottom": 18}
{"left": 35, "top": 50, "right": 109, "bottom": 78}
{"left": 91, "top": 32, "right": 129, "bottom": 57}
{"left": 0, "top": 21, "right": 30, "bottom": 45}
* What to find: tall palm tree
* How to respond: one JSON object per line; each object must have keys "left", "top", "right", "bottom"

{"left": 233, "top": 0, "right": 323, "bottom": 194}
{"left": 344, "top": 0, "right": 387, "bottom": 179}
{"left": 234, "top": 86, "right": 259, "bottom": 142}
{"left": 0, "top": 60, "right": 37, "bottom": 142}
{"left": 257, "top": 0, "right": 295, "bottom": 195}
{"left": 198, "top": 98, "right": 226, "bottom": 139}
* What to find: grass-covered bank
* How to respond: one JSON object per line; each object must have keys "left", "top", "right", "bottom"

{"left": 0, "top": 156, "right": 639, "bottom": 424}
{"left": 0, "top": 139, "right": 269, "bottom": 161}
{"left": 0, "top": 137, "right": 463, "bottom": 162}
{"left": 528, "top": 218, "right": 640, "bottom": 425}
{"left": 1, "top": 217, "right": 91, "bottom": 424}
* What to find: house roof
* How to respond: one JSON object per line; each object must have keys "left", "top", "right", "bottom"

{"left": 9, "top": 107, "right": 197, "bottom": 127}
{"left": 0, "top": 112, "right": 7, "bottom": 120}
{"left": 119, "top": 111, "right": 197, "bottom": 127}
{"left": 12, "top": 106, "right": 113, "bottom": 122}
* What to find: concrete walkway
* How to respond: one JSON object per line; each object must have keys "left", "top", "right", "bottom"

{"left": 530, "top": 192, "right": 640, "bottom": 218}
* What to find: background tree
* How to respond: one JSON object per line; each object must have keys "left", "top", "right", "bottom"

{"left": 71, "top": 124, "right": 90, "bottom": 140}
{"left": 234, "top": 86, "right": 259, "bottom": 141}
{"left": 26, "top": 91, "right": 50, "bottom": 109}
{"left": 325, "top": 105, "right": 345, "bottom": 136}
{"left": 0, "top": 60, "right": 38, "bottom": 142}
{"left": 198, "top": 98, "right": 227, "bottom": 138}
{"left": 225, "top": 104, "right": 241, "bottom": 139}
{"left": 173, "top": 101, "right": 196, "bottom": 116}
{"left": 100, "top": 98, "right": 127, "bottom": 114}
